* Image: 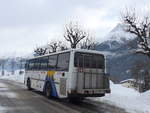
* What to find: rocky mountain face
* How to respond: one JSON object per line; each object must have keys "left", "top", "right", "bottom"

{"left": 96, "top": 24, "right": 150, "bottom": 83}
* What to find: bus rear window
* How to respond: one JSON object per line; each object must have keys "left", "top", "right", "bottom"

{"left": 74, "top": 52, "right": 104, "bottom": 69}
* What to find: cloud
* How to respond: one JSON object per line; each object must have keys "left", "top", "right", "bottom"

{"left": 67, "top": 7, "right": 118, "bottom": 40}
{"left": 0, "top": 24, "right": 63, "bottom": 56}
{"left": 0, "top": 0, "right": 150, "bottom": 56}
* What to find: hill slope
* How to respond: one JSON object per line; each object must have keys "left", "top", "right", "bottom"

{"left": 96, "top": 23, "right": 150, "bottom": 82}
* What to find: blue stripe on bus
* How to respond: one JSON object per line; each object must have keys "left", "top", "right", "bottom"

{"left": 44, "top": 76, "right": 58, "bottom": 98}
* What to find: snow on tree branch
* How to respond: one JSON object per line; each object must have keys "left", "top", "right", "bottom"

{"left": 34, "top": 47, "right": 47, "bottom": 56}
{"left": 80, "top": 37, "right": 98, "bottom": 50}
{"left": 121, "top": 9, "right": 150, "bottom": 58}
{"left": 64, "top": 22, "right": 88, "bottom": 48}
{"left": 48, "top": 41, "right": 68, "bottom": 53}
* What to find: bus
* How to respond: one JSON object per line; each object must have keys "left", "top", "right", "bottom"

{"left": 24, "top": 49, "right": 110, "bottom": 99}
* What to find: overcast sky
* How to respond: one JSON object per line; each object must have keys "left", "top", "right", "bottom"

{"left": 0, "top": 0, "right": 150, "bottom": 57}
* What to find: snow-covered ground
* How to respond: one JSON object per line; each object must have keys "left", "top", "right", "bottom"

{"left": 0, "top": 70, "right": 24, "bottom": 83}
{"left": 1, "top": 71, "right": 150, "bottom": 113}
{"left": 91, "top": 81, "right": 150, "bottom": 113}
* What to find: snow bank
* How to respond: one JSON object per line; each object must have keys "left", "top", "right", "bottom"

{"left": 0, "top": 70, "right": 24, "bottom": 83}
{"left": 92, "top": 81, "right": 150, "bottom": 113}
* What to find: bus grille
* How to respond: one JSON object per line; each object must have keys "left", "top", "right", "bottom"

{"left": 60, "top": 78, "right": 67, "bottom": 96}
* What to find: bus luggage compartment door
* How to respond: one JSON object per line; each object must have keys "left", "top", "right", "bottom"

{"left": 76, "top": 69, "right": 106, "bottom": 94}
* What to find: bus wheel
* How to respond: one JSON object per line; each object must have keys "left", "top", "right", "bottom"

{"left": 45, "top": 83, "right": 52, "bottom": 98}
{"left": 27, "top": 79, "right": 32, "bottom": 90}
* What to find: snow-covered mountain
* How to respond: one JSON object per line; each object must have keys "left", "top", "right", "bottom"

{"left": 96, "top": 23, "right": 150, "bottom": 82}
{"left": 1, "top": 23, "right": 149, "bottom": 82}
{"left": 105, "top": 23, "right": 135, "bottom": 43}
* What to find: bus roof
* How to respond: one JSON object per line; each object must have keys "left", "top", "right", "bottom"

{"left": 29, "top": 49, "right": 104, "bottom": 60}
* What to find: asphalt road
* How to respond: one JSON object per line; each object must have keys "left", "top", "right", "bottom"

{"left": 0, "top": 79, "right": 129, "bottom": 113}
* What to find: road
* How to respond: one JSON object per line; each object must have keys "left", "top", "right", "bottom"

{"left": 0, "top": 79, "right": 129, "bottom": 113}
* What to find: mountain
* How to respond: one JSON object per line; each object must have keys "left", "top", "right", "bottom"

{"left": 96, "top": 23, "right": 150, "bottom": 83}
{"left": 1, "top": 23, "right": 149, "bottom": 82}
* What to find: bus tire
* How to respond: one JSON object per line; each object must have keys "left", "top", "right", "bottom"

{"left": 45, "top": 82, "right": 52, "bottom": 98}
{"left": 27, "top": 78, "right": 32, "bottom": 90}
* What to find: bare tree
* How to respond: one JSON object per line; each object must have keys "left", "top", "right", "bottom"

{"left": 48, "top": 40, "right": 68, "bottom": 52}
{"left": 121, "top": 9, "right": 150, "bottom": 58}
{"left": 34, "top": 47, "right": 47, "bottom": 56}
{"left": 80, "top": 37, "right": 98, "bottom": 50}
{"left": 59, "top": 42, "right": 68, "bottom": 51}
{"left": 48, "top": 41, "right": 61, "bottom": 53}
{"left": 64, "top": 22, "right": 88, "bottom": 48}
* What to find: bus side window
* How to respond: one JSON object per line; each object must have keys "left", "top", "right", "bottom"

{"left": 38, "top": 58, "right": 42, "bottom": 70}
{"left": 25, "top": 61, "right": 29, "bottom": 70}
{"left": 40, "top": 56, "right": 48, "bottom": 70}
{"left": 48, "top": 55, "right": 57, "bottom": 70}
{"left": 28, "top": 60, "right": 30, "bottom": 70}
{"left": 28, "top": 59, "right": 34, "bottom": 70}
{"left": 34, "top": 58, "right": 40, "bottom": 70}
{"left": 37, "top": 58, "right": 41, "bottom": 70}
{"left": 57, "top": 52, "right": 70, "bottom": 71}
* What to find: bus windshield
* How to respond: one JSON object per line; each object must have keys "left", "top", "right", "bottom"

{"left": 74, "top": 52, "right": 104, "bottom": 69}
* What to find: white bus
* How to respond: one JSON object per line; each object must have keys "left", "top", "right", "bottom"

{"left": 25, "top": 49, "right": 110, "bottom": 99}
